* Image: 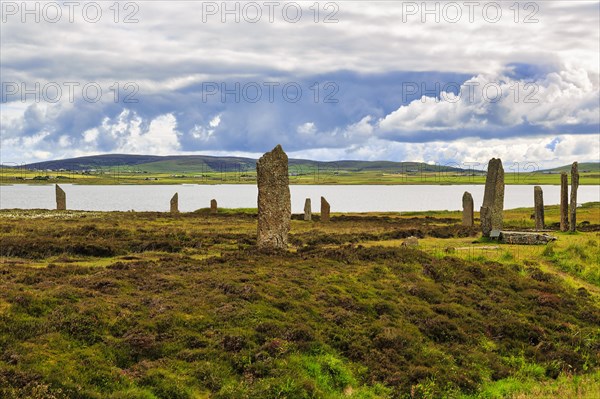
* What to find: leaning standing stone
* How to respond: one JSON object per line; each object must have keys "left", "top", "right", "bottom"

{"left": 210, "top": 199, "right": 218, "bottom": 214}
{"left": 321, "top": 197, "right": 330, "bottom": 222}
{"left": 462, "top": 191, "right": 474, "bottom": 226}
{"left": 55, "top": 184, "right": 66, "bottom": 210}
{"left": 480, "top": 158, "right": 505, "bottom": 237}
{"left": 534, "top": 186, "right": 544, "bottom": 231}
{"left": 570, "top": 162, "right": 579, "bottom": 232}
{"left": 170, "top": 193, "right": 179, "bottom": 213}
{"left": 256, "top": 145, "right": 291, "bottom": 250}
{"left": 560, "top": 172, "right": 569, "bottom": 231}
{"left": 304, "top": 198, "right": 312, "bottom": 221}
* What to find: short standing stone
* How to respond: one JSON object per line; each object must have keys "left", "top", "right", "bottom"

{"left": 170, "top": 193, "right": 178, "bottom": 213}
{"left": 304, "top": 198, "right": 312, "bottom": 221}
{"left": 210, "top": 199, "right": 218, "bottom": 214}
{"left": 55, "top": 184, "right": 66, "bottom": 210}
{"left": 560, "top": 172, "right": 569, "bottom": 231}
{"left": 462, "top": 191, "right": 474, "bottom": 226}
{"left": 480, "top": 158, "right": 505, "bottom": 237}
{"left": 320, "top": 197, "right": 330, "bottom": 222}
{"left": 534, "top": 186, "right": 544, "bottom": 231}
{"left": 256, "top": 145, "right": 291, "bottom": 250}
{"left": 401, "top": 236, "right": 419, "bottom": 247}
{"left": 570, "top": 162, "right": 579, "bottom": 232}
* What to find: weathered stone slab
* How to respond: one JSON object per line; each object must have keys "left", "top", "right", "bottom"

{"left": 256, "top": 145, "right": 291, "bottom": 250}
{"left": 570, "top": 162, "right": 579, "bottom": 232}
{"left": 500, "top": 231, "right": 557, "bottom": 245}
{"left": 401, "top": 236, "right": 419, "bottom": 247}
{"left": 210, "top": 199, "right": 218, "bottom": 214}
{"left": 304, "top": 198, "right": 312, "bottom": 221}
{"left": 480, "top": 158, "right": 504, "bottom": 237}
{"left": 55, "top": 184, "right": 66, "bottom": 210}
{"left": 534, "top": 186, "right": 544, "bottom": 231}
{"left": 462, "top": 191, "right": 474, "bottom": 226}
{"left": 560, "top": 172, "right": 569, "bottom": 232}
{"left": 320, "top": 197, "right": 330, "bottom": 222}
{"left": 170, "top": 193, "right": 178, "bottom": 213}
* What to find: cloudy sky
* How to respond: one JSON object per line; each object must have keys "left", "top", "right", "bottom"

{"left": 1, "top": 0, "right": 599, "bottom": 168}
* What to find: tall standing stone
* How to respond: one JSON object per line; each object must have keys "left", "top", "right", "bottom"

{"left": 570, "top": 162, "right": 579, "bottom": 232}
{"left": 210, "top": 199, "right": 218, "bottom": 214}
{"left": 55, "top": 184, "right": 66, "bottom": 210}
{"left": 534, "top": 186, "right": 544, "bottom": 231}
{"left": 461, "top": 191, "right": 474, "bottom": 226}
{"left": 480, "top": 158, "right": 505, "bottom": 237}
{"left": 170, "top": 193, "right": 178, "bottom": 213}
{"left": 256, "top": 145, "right": 291, "bottom": 250}
{"left": 560, "top": 172, "right": 569, "bottom": 231}
{"left": 304, "top": 198, "right": 312, "bottom": 221}
{"left": 321, "top": 196, "right": 330, "bottom": 222}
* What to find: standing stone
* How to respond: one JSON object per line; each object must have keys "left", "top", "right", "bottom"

{"left": 401, "top": 236, "right": 419, "bottom": 247}
{"left": 570, "top": 162, "right": 579, "bottom": 232}
{"left": 256, "top": 145, "right": 291, "bottom": 250}
{"left": 304, "top": 198, "right": 312, "bottom": 221}
{"left": 210, "top": 199, "right": 218, "bottom": 214}
{"left": 55, "top": 184, "right": 66, "bottom": 210}
{"left": 480, "top": 158, "right": 505, "bottom": 237}
{"left": 461, "top": 191, "right": 474, "bottom": 226}
{"left": 170, "top": 193, "right": 178, "bottom": 213}
{"left": 320, "top": 197, "right": 330, "bottom": 222}
{"left": 560, "top": 172, "right": 569, "bottom": 231}
{"left": 534, "top": 186, "right": 544, "bottom": 231}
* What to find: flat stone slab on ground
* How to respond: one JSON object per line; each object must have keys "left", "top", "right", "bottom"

{"left": 401, "top": 236, "right": 419, "bottom": 247}
{"left": 499, "top": 231, "right": 557, "bottom": 245}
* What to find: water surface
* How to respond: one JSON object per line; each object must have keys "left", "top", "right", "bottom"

{"left": 1, "top": 184, "right": 598, "bottom": 213}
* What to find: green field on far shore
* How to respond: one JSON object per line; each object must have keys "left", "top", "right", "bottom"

{"left": 2, "top": 168, "right": 599, "bottom": 185}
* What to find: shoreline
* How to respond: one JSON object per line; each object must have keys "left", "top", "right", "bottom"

{"left": 2, "top": 181, "right": 600, "bottom": 186}
{"left": 1, "top": 202, "right": 598, "bottom": 216}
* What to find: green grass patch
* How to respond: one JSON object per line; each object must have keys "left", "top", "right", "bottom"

{"left": 1, "top": 208, "right": 599, "bottom": 398}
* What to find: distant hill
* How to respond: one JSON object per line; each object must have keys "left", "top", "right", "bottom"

{"left": 20, "top": 154, "right": 599, "bottom": 175}
{"left": 545, "top": 162, "right": 600, "bottom": 173}
{"left": 22, "top": 154, "right": 468, "bottom": 173}
{"left": 24, "top": 154, "right": 166, "bottom": 170}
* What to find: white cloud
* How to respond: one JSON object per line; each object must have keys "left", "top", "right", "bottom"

{"left": 209, "top": 115, "right": 221, "bottom": 128}
{"left": 297, "top": 122, "right": 316, "bottom": 136}
{"left": 378, "top": 66, "right": 599, "bottom": 137}
{"left": 114, "top": 113, "right": 181, "bottom": 154}
{"left": 191, "top": 114, "right": 222, "bottom": 142}
{"left": 82, "top": 128, "right": 99, "bottom": 143}
{"left": 0, "top": 108, "right": 182, "bottom": 161}
{"left": 288, "top": 134, "right": 600, "bottom": 169}
{"left": 58, "top": 135, "right": 71, "bottom": 147}
{"left": 344, "top": 116, "right": 374, "bottom": 139}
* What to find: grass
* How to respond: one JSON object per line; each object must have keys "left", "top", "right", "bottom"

{"left": 0, "top": 205, "right": 599, "bottom": 398}
{"left": 463, "top": 370, "right": 600, "bottom": 398}
{"left": 541, "top": 239, "right": 600, "bottom": 286}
